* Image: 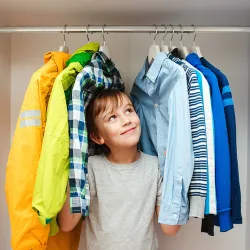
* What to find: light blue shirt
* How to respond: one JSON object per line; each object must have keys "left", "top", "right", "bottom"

{"left": 130, "top": 52, "right": 194, "bottom": 225}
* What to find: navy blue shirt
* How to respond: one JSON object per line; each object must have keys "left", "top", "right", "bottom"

{"left": 201, "top": 57, "right": 242, "bottom": 224}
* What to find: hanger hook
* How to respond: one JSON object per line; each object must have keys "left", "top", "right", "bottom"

{"left": 161, "top": 24, "right": 168, "bottom": 45}
{"left": 179, "top": 24, "right": 183, "bottom": 47}
{"left": 63, "top": 25, "right": 67, "bottom": 46}
{"left": 192, "top": 24, "right": 197, "bottom": 46}
{"left": 102, "top": 24, "right": 106, "bottom": 46}
{"left": 170, "top": 24, "right": 174, "bottom": 46}
{"left": 153, "top": 25, "right": 158, "bottom": 44}
{"left": 86, "top": 24, "right": 90, "bottom": 43}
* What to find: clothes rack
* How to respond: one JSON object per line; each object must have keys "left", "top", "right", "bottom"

{"left": 0, "top": 25, "right": 250, "bottom": 34}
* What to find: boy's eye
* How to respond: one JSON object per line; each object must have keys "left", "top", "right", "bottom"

{"left": 126, "top": 108, "right": 133, "bottom": 114}
{"left": 108, "top": 115, "right": 116, "bottom": 121}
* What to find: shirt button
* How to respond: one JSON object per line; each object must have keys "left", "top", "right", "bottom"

{"left": 173, "top": 214, "right": 178, "bottom": 219}
{"left": 154, "top": 103, "right": 158, "bottom": 108}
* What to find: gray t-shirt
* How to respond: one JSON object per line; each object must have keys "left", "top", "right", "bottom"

{"left": 84, "top": 152, "right": 162, "bottom": 250}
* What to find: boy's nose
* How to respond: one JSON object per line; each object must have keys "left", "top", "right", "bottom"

{"left": 121, "top": 116, "right": 131, "bottom": 126}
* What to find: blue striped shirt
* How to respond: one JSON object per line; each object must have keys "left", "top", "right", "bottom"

{"left": 167, "top": 54, "right": 208, "bottom": 218}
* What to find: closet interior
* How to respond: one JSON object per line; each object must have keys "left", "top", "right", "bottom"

{"left": 1, "top": 1, "right": 250, "bottom": 250}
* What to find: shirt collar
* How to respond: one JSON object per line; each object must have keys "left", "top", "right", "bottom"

{"left": 167, "top": 52, "right": 184, "bottom": 65}
{"left": 201, "top": 57, "right": 220, "bottom": 74}
{"left": 146, "top": 52, "right": 168, "bottom": 83}
{"left": 186, "top": 53, "right": 203, "bottom": 68}
{"left": 92, "top": 51, "right": 120, "bottom": 76}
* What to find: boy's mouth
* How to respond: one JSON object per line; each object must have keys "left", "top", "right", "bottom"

{"left": 121, "top": 127, "right": 136, "bottom": 135}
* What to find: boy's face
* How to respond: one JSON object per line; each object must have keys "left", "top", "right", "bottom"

{"left": 91, "top": 94, "right": 141, "bottom": 151}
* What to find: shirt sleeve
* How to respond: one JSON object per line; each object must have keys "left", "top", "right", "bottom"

{"left": 68, "top": 73, "right": 91, "bottom": 216}
{"left": 158, "top": 76, "right": 194, "bottom": 225}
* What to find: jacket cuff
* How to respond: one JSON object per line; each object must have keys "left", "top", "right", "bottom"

{"left": 218, "top": 210, "right": 233, "bottom": 232}
{"left": 232, "top": 216, "right": 243, "bottom": 224}
{"left": 189, "top": 196, "right": 205, "bottom": 219}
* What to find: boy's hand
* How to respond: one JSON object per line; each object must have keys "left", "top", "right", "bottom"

{"left": 58, "top": 183, "right": 82, "bottom": 232}
{"left": 155, "top": 206, "right": 181, "bottom": 236}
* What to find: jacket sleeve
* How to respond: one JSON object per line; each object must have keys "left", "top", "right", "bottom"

{"left": 32, "top": 76, "right": 69, "bottom": 233}
{"left": 221, "top": 79, "right": 242, "bottom": 224}
{"left": 158, "top": 75, "right": 194, "bottom": 225}
{"left": 212, "top": 77, "right": 233, "bottom": 232}
{"left": 5, "top": 72, "right": 50, "bottom": 249}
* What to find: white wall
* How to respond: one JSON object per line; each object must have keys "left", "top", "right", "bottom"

{"left": 0, "top": 34, "right": 11, "bottom": 249}
{"left": 246, "top": 34, "right": 250, "bottom": 250}
{"left": 8, "top": 32, "right": 249, "bottom": 250}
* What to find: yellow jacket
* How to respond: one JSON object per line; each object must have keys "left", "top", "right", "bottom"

{"left": 5, "top": 51, "right": 84, "bottom": 250}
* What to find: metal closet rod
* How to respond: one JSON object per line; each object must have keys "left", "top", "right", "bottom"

{"left": 0, "top": 25, "right": 250, "bottom": 33}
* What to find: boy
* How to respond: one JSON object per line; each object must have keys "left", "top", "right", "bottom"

{"left": 58, "top": 89, "right": 181, "bottom": 250}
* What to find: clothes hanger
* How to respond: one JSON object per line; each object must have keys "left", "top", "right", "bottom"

{"left": 177, "top": 24, "right": 189, "bottom": 59}
{"left": 99, "top": 24, "right": 110, "bottom": 58}
{"left": 160, "top": 24, "right": 169, "bottom": 53}
{"left": 190, "top": 24, "right": 203, "bottom": 58}
{"left": 86, "top": 24, "right": 90, "bottom": 43}
{"left": 169, "top": 24, "right": 177, "bottom": 52}
{"left": 59, "top": 25, "right": 69, "bottom": 53}
{"left": 148, "top": 25, "right": 160, "bottom": 63}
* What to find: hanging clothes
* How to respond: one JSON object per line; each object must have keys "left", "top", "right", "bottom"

{"left": 130, "top": 52, "right": 194, "bottom": 225}
{"left": 68, "top": 51, "right": 125, "bottom": 215}
{"left": 201, "top": 57, "right": 242, "bottom": 225}
{"left": 32, "top": 43, "right": 99, "bottom": 236}
{"left": 167, "top": 54, "right": 208, "bottom": 219}
{"left": 186, "top": 53, "right": 233, "bottom": 233}
{"left": 5, "top": 52, "right": 70, "bottom": 250}
{"left": 171, "top": 48, "right": 184, "bottom": 60}
{"left": 183, "top": 60, "right": 217, "bottom": 216}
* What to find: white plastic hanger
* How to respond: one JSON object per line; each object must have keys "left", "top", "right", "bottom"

{"left": 160, "top": 24, "right": 169, "bottom": 53}
{"left": 59, "top": 25, "right": 69, "bottom": 53}
{"left": 177, "top": 24, "right": 189, "bottom": 59}
{"left": 99, "top": 24, "right": 110, "bottom": 58}
{"left": 190, "top": 24, "right": 203, "bottom": 58}
{"left": 148, "top": 25, "right": 160, "bottom": 63}
{"left": 169, "top": 24, "right": 176, "bottom": 52}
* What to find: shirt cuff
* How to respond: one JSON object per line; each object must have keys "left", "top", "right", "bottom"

{"left": 189, "top": 196, "right": 205, "bottom": 219}
{"left": 158, "top": 202, "right": 189, "bottom": 225}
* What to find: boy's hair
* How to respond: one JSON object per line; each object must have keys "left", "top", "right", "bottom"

{"left": 86, "top": 89, "right": 128, "bottom": 152}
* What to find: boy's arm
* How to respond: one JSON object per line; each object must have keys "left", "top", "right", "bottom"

{"left": 57, "top": 183, "right": 82, "bottom": 232}
{"left": 156, "top": 206, "right": 181, "bottom": 236}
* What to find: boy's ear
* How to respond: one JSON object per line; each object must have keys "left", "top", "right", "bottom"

{"left": 90, "top": 132, "right": 105, "bottom": 145}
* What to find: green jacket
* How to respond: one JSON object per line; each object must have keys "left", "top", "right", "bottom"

{"left": 32, "top": 42, "right": 99, "bottom": 236}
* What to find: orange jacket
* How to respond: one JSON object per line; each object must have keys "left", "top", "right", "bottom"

{"left": 5, "top": 51, "right": 82, "bottom": 250}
